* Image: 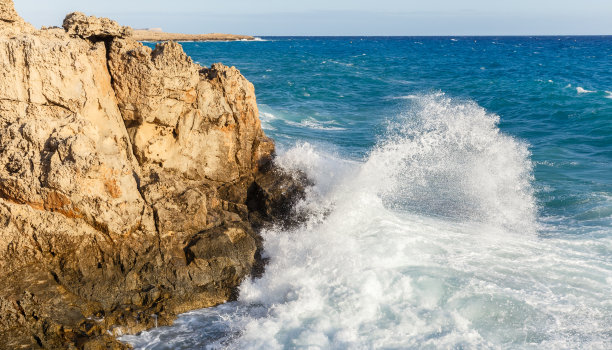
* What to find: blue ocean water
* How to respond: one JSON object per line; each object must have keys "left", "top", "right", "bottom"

{"left": 125, "top": 37, "right": 612, "bottom": 349}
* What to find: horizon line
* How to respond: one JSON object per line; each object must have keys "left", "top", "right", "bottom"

{"left": 251, "top": 34, "right": 612, "bottom": 37}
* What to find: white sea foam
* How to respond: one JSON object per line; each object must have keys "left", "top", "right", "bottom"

{"left": 123, "top": 94, "right": 612, "bottom": 349}
{"left": 260, "top": 108, "right": 346, "bottom": 132}
{"left": 321, "top": 59, "right": 354, "bottom": 67}
{"left": 286, "top": 117, "right": 346, "bottom": 131}
{"left": 576, "top": 86, "right": 595, "bottom": 94}
{"left": 389, "top": 94, "right": 419, "bottom": 100}
{"left": 370, "top": 94, "right": 536, "bottom": 232}
{"left": 389, "top": 92, "right": 444, "bottom": 101}
{"left": 259, "top": 111, "right": 277, "bottom": 120}
{"left": 258, "top": 111, "right": 277, "bottom": 130}
{"left": 605, "top": 91, "right": 612, "bottom": 99}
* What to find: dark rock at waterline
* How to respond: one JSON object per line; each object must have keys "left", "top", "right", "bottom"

{"left": 247, "top": 168, "right": 311, "bottom": 230}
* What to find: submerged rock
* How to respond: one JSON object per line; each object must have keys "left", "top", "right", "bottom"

{"left": 0, "top": 0, "right": 306, "bottom": 348}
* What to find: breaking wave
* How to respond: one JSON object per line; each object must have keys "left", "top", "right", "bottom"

{"left": 122, "top": 94, "right": 611, "bottom": 349}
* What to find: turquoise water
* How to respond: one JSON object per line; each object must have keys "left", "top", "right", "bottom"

{"left": 125, "top": 37, "right": 612, "bottom": 349}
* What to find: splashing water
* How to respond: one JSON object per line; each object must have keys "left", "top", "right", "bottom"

{"left": 122, "top": 95, "right": 612, "bottom": 349}
{"left": 364, "top": 94, "right": 536, "bottom": 232}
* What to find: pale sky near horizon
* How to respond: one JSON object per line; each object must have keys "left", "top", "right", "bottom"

{"left": 14, "top": 0, "right": 612, "bottom": 36}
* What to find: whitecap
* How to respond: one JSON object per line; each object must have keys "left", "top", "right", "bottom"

{"left": 324, "top": 59, "right": 354, "bottom": 67}
{"left": 389, "top": 92, "right": 443, "bottom": 101}
{"left": 286, "top": 117, "right": 346, "bottom": 131}
{"left": 576, "top": 86, "right": 595, "bottom": 94}
{"left": 257, "top": 110, "right": 278, "bottom": 130}
{"left": 259, "top": 111, "right": 277, "bottom": 121}
{"left": 389, "top": 94, "right": 419, "bottom": 100}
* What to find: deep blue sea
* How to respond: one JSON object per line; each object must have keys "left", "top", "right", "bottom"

{"left": 125, "top": 37, "right": 612, "bottom": 349}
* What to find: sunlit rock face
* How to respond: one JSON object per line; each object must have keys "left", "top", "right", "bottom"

{"left": 0, "top": 1, "right": 305, "bottom": 348}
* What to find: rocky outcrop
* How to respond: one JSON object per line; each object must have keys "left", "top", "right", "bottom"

{"left": 0, "top": 1, "right": 306, "bottom": 348}
{"left": 0, "top": 0, "right": 18, "bottom": 23}
{"left": 107, "top": 40, "right": 271, "bottom": 182}
{"left": 0, "top": 0, "right": 34, "bottom": 35}
{"left": 63, "top": 12, "right": 132, "bottom": 39}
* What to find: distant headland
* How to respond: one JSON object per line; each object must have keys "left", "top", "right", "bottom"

{"left": 133, "top": 28, "right": 255, "bottom": 41}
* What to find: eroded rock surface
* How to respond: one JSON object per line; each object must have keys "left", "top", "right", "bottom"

{"left": 63, "top": 12, "right": 132, "bottom": 39}
{"left": 0, "top": 0, "right": 33, "bottom": 35}
{"left": 0, "top": 1, "right": 306, "bottom": 348}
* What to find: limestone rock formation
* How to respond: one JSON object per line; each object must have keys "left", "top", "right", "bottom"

{"left": 0, "top": 0, "right": 34, "bottom": 35}
{"left": 0, "top": 0, "right": 18, "bottom": 23}
{"left": 63, "top": 12, "right": 132, "bottom": 39}
{"left": 0, "top": 1, "right": 306, "bottom": 348}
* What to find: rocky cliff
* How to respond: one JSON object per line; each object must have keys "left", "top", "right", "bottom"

{"left": 0, "top": 1, "right": 305, "bottom": 348}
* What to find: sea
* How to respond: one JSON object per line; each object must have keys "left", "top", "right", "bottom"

{"left": 123, "top": 37, "right": 612, "bottom": 349}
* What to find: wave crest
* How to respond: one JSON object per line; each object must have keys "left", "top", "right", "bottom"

{"left": 363, "top": 93, "right": 536, "bottom": 232}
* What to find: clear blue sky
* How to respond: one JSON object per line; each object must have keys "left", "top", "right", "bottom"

{"left": 14, "top": 0, "right": 612, "bottom": 35}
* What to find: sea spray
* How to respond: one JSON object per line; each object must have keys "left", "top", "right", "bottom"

{"left": 226, "top": 94, "right": 542, "bottom": 349}
{"left": 367, "top": 93, "right": 536, "bottom": 232}
{"left": 124, "top": 95, "right": 612, "bottom": 349}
